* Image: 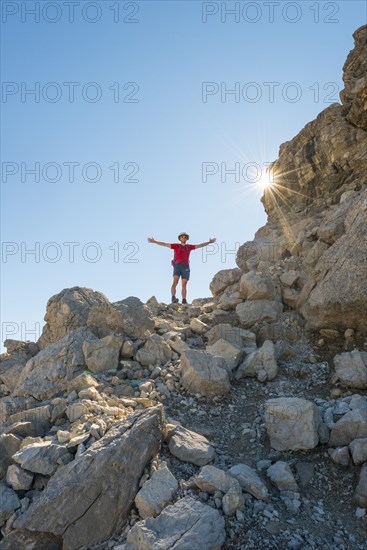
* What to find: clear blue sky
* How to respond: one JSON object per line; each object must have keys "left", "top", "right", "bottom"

{"left": 1, "top": 1, "right": 366, "bottom": 348}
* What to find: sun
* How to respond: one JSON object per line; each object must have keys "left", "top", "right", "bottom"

{"left": 258, "top": 169, "right": 275, "bottom": 191}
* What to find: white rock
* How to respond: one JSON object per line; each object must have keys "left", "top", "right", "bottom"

{"left": 229, "top": 464, "right": 269, "bottom": 500}
{"left": 135, "top": 463, "right": 178, "bottom": 518}
{"left": 267, "top": 461, "right": 298, "bottom": 492}
{"left": 6, "top": 464, "right": 34, "bottom": 491}
{"left": 236, "top": 340, "right": 278, "bottom": 381}
{"left": 265, "top": 397, "right": 320, "bottom": 451}
{"left": 190, "top": 318, "right": 209, "bottom": 335}
{"left": 180, "top": 349, "right": 230, "bottom": 397}
{"left": 206, "top": 339, "right": 243, "bottom": 372}
{"left": 349, "top": 438, "right": 367, "bottom": 465}
{"left": 168, "top": 426, "right": 216, "bottom": 466}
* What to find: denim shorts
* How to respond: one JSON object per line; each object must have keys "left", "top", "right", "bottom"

{"left": 173, "top": 262, "right": 190, "bottom": 280}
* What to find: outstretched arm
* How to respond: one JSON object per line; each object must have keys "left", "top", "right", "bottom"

{"left": 147, "top": 237, "right": 171, "bottom": 248}
{"left": 194, "top": 237, "right": 217, "bottom": 249}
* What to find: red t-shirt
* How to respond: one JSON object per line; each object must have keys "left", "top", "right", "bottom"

{"left": 170, "top": 243, "right": 196, "bottom": 265}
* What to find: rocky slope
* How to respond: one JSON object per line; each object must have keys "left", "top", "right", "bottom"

{"left": 0, "top": 25, "right": 366, "bottom": 550}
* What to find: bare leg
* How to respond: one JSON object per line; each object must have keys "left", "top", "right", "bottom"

{"left": 181, "top": 279, "right": 188, "bottom": 300}
{"left": 171, "top": 275, "right": 180, "bottom": 297}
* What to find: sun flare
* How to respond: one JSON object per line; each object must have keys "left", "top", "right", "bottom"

{"left": 258, "top": 170, "right": 275, "bottom": 191}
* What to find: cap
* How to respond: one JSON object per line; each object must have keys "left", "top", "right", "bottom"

{"left": 178, "top": 232, "right": 189, "bottom": 240}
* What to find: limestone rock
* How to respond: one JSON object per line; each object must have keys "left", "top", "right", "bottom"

{"left": 6, "top": 464, "right": 34, "bottom": 491}
{"left": 193, "top": 465, "right": 234, "bottom": 494}
{"left": 12, "top": 441, "right": 72, "bottom": 476}
{"left": 329, "top": 409, "right": 367, "bottom": 446}
{"left": 265, "top": 397, "right": 320, "bottom": 451}
{"left": 168, "top": 425, "right": 215, "bottom": 466}
{"left": 13, "top": 329, "right": 90, "bottom": 400}
{"left": 0, "top": 530, "right": 62, "bottom": 550}
{"left": 126, "top": 497, "right": 225, "bottom": 550}
{"left": 13, "top": 407, "right": 163, "bottom": 550}
{"left": 0, "top": 433, "right": 22, "bottom": 478}
{"left": 38, "top": 287, "right": 109, "bottom": 349}
{"left": 267, "top": 461, "right": 299, "bottom": 492}
{"left": 0, "top": 352, "right": 31, "bottom": 393}
{"left": 206, "top": 323, "right": 256, "bottom": 349}
{"left": 82, "top": 334, "right": 123, "bottom": 373}
{"left": 180, "top": 349, "right": 230, "bottom": 397}
{"left": 222, "top": 483, "right": 244, "bottom": 516}
{"left": 355, "top": 463, "right": 367, "bottom": 507}
{"left": 329, "top": 446, "right": 350, "bottom": 467}
{"left": 349, "top": 438, "right": 367, "bottom": 465}
{"left": 332, "top": 351, "right": 367, "bottom": 389}
{"left": 239, "top": 271, "right": 280, "bottom": 301}
{"left": 0, "top": 482, "right": 20, "bottom": 528}
{"left": 135, "top": 463, "right": 178, "bottom": 518}
{"left": 137, "top": 334, "right": 173, "bottom": 366}
{"left": 340, "top": 25, "right": 367, "bottom": 131}
{"left": 4, "top": 339, "right": 39, "bottom": 356}
{"left": 112, "top": 297, "right": 155, "bottom": 340}
{"left": 235, "top": 340, "right": 278, "bottom": 382}
{"left": 206, "top": 338, "right": 243, "bottom": 371}
{"left": 210, "top": 268, "right": 242, "bottom": 296}
{"left": 229, "top": 464, "right": 269, "bottom": 500}
{"left": 189, "top": 318, "right": 209, "bottom": 335}
{"left": 87, "top": 296, "right": 155, "bottom": 340}
{"left": 236, "top": 300, "right": 283, "bottom": 329}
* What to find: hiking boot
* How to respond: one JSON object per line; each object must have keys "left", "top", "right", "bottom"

{"left": 171, "top": 296, "right": 179, "bottom": 303}
{"left": 182, "top": 299, "right": 188, "bottom": 305}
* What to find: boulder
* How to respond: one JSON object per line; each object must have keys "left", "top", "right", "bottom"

{"left": 206, "top": 323, "right": 256, "bottom": 349}
{"left": 239, "top": 271, "right": 280, "bottom": 301}
{"left": 0, "top": 482, "right": 20, "bottom": 528}
{"left": 135, "top": 463, "right": 178, "bottom": 519}
{"left": 13, "top": 329, "right": 90, "bottom": 400}
{"left": 167, "top": 425, "right": 215, "bottom": 466}
{"left": 87, "top": 296, "right": 155, "bottom": 340}
{"left": 113, "top": 297, "right": 155, "bottom": 339}
{"left": 12, "top": 441, "right": 72, "bottom": 476}
{"left": 332, "top": 351, "right": 367, "bottom": 389}
{"left": 190, "top": 318, "right": 209, "bottom": 335}
{"left": 0, "top": 530, "right": 62, "bottom": 550}
{"left": 0, "top": 396, "right": 36, "bottom": 425}
{"left": 0, "top": 433, "right": 22, "bottom": 478}
{"left": 355, "top": 463, "right": 367, "bottom": 507}
{"left": 265, "top": 397, "right": 320, "bottom": 451}
{"left": 206, "top": 338, "right": 243, "bottom": 371}
{"left": 38, "top": 287, "right": 109, "bottom": 349}
{"left": 267, "top": 461, "right": 299, "bottom": 492}
{"left": 349, "top": 438, "right": 367, "bottom": 465}
{"left": 4, "top": 339, "right": 39, "bottom": 356}
{"left": 82, "top": 334, "right": 123, "bottom": 373}
{"left": 222, "top": 483, "right": 244, "bottom": 516}
{"left": 180, "top": 350, "right": 230, "bottom": 397}
{"left": 6, "top": 464, "right": 34, "bottom": 491}
{"left": 235, "top": 340, "right": 278, "bottom": 382}
{"left": 236, "top": 300, "right": 283, "bottom": 329}
{"left": 228, "top": 464, "right": 269, "bottom": 500}
{"left": 329, "top": 409, "right": 367, "bottom": 446}
{"left": 13, "top": 406, "right": 163, "bottom": 550}
{"left": 137, "top": 334, "right": 173, "bottom": 366}
{"left": 193, "top": 465, "right": 234, "bottom": 494}
{"left": 0, "top": 352, "right": 31, "bottom": 392}
{"left": 210, "top": 268, "right": 242, "bottom": 296}
{"left": 126, "top": 497, "right": 225, "bottom": 550}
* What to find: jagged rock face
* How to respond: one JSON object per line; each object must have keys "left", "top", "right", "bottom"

{"left": 228, "top": 25, "right": 367, "bottom": 334}
{"left": 340, "top": 25, "right": 367, "bottom": 131}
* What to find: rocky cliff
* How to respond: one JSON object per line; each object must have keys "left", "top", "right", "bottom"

{"left": 0, "top": 26, "right": 366, "bottom": 550}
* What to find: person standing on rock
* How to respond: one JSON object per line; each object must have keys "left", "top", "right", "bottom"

{"left": 148, "top": 232, "right": 217, "bottom": 304}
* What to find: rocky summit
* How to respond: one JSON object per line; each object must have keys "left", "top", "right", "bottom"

{"left": 1, "top": 25, "right": 366, "bottom": 550}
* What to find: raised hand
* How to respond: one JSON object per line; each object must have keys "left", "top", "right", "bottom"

{"left": 147, "top": 237, "right": 155, "bottom": 243}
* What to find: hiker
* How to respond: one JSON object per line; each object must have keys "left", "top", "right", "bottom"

{"left": 148, "top": 232, "right": 217, "bottom": 304}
